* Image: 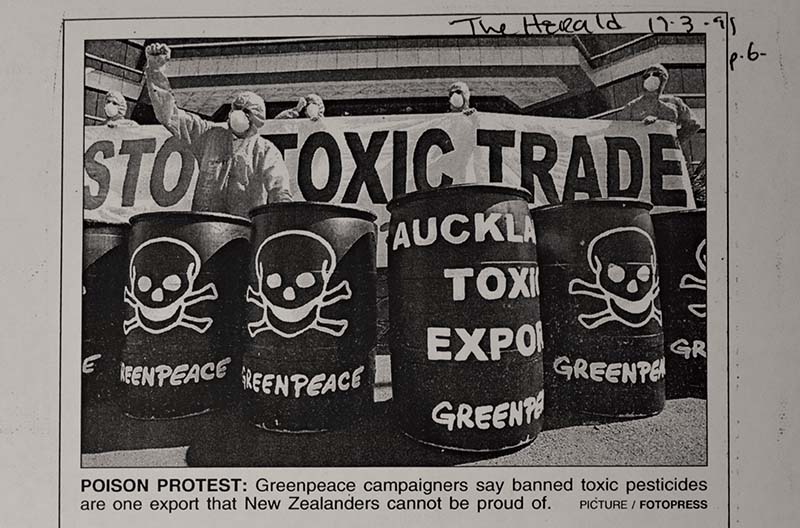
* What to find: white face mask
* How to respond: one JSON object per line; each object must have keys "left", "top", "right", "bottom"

{"left": 104, "top": 103, "right": 120, "bottom": 118}
{"left": 305, "top": 103, "right": 320, "bottom": 119}
{"left": 643, "top": 75, "right": 661, "bottom": 92}
{"left": 228, "top": 109, "right": 250, "bottom": 134}
{"left": 449, "top": 92, "right": 464, "bottom": 109}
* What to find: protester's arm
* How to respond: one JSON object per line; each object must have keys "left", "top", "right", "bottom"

{"left": 274, "top": 108, "right": 301, "bottom": 120}
{"left": 106, "top": 118, "right": 139, "bottom": 128}
{"left": 613, "top": 97, "right": 656, "bottom": 124}
{"left": 144, "top": 43, "right": 211, "bottom": 146}
{"left": 674, "top": 98, "right": 702, "bottom": 143}
{"left": 274, "top": 97, "right": 307, "bottom": 120}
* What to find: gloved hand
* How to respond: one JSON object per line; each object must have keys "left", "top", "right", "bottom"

{"left": 642, "top": 115, "right": 658, "bottom": 125}
{"left": 145, "top": 43, "right": 171, "bottom": 69}
{"left": 294, "top": 97, "right": 308, "bottom": 113}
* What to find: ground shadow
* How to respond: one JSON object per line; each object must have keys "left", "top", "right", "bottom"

{"left": 81, "top": 397, "right": 230, "bottom": 455}
{"left": 185, "top": 400, "right": 529, "bottom": 467}
{"left": 541, "top": 399, "right": 681, "bottom": 431}
{"left": 666, "top": 384, "right": 707, "bottom": 400}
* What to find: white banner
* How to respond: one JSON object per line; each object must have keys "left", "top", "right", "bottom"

{"left": 85, "top": 112, "right": 694, "bottom": 264}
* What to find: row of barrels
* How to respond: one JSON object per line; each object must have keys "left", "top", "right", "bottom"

{"left": 83, "top": 184, "right": 706, "bottom": 452}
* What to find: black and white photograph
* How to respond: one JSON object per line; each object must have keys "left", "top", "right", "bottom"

{"left": 80, "top": 29, "right": 708, "bottom": 467}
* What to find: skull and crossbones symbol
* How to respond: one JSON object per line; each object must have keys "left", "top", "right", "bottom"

{"left": 124, "top": 237, "right": 218, "bottom": 335}
{"left": 568, "top": 226, "right": 662, "bottom": 329}
{"left": 679, "top": 239, "right": 706, "bottom": 318}
{"left": 246, "top": 230, "right": 352, "bottom": 339}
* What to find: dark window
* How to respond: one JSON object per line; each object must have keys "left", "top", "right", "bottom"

{"left": 106, "top": 40, "right": 127, "bottom": 65}
{"left": 123, "top": 42, "right": 141, "bottom": 68}
{"left": 614, "top": 76, "right": 639, "bottom": 108}
{"left": 681, "top": 67, "right": 705, "bottom": 93}
{"left": 668, "top": 68, "right": 686, "bottom": 93}
{"left": 85, "top": 41, "right": 106, "bottom": 56}
{"left": 84, "top": 89, "right": 99, "bottom": 117}
{"left": 599, "top": 85, "right": 615, "bottom": 108}
{"left": 85, "top": 40, "right": 144, "bottom": 82}
{"left": 123, "top": 42, "right": 144, "bottom": 81}
{"left": 682, "top": 96, "right": 706, "bottom": 108}
{"left": 663, "top": 66, "right": 705, "bottom": 94}
{"left": 85, "top": 57, "right": 102, "bottom": 71}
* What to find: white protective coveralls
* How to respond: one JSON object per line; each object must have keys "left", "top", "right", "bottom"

{"left": 144, "top": 46, "right": 293, "bottom": 216}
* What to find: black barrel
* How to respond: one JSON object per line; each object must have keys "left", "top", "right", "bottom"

{"left": 83, "top": 221, "right": 129, "bottom": 403}
{"left": 243, "top": 203, "right": 377, "bottom": 432}
{"left": 388, "top": 184, "right": 544, "bottom": 452}
{"left": 652, "top": 209, "right": 707, "bottom": 398}
{"left": 532, "top": 199, "right": 665, "bottom": 418}
{"left": 120, "top": 212, "right": 251, "bottom": 419}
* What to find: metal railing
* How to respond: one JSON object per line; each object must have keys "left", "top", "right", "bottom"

{"left": 586, "top": 34, "right": 703, "bottom": 69}
{"left": 588, "top": 35, "right": 655, "bottom": 63}
{"left": 588, "top": 107, "right": 623, "bottom": 119}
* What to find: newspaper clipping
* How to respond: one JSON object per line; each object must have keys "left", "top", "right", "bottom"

{"left": 31, "top": 4, "right": 794, "bottom": 527}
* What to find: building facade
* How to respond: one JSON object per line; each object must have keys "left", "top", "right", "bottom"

{"left": 84, "top": 34, "right": 706, "bottom": 172}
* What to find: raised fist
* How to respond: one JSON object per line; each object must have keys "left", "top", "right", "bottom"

{"left": 145, "top": 43, "right": 171, "bottom": 69}
{"left": 294, "top": 97, "right": 308, "bottom": 113}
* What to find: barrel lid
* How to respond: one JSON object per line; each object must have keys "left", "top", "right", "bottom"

{"left": 129, "top": 210, "right": 252, "bottom": 227}
{"left": 387, "top": 183, "right": 532, "bottom": 212}
{"left": 83, "top": 219, "right": 130, "bottom": 229}
{"left": 651, "top": 207, "right": 707, "bottom": 218}
{"left": 249, "top": 201, "right": 377, "bottom": 222}
{"left": 531, "top": 197, "right": 653, "bottom": 216}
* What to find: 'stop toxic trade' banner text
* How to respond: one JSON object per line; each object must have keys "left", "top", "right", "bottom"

{"left": 84, "top": 112, "right": 695, "bottom": 265}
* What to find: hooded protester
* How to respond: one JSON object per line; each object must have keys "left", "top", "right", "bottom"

{"left": 448, "top": 81, "right": 476, "bottom": 116}
{"left": 103, "top": 90, "right": 138, "bottom": 127}
{"left": 617, "top": 64, "right": 701, "bottom": 147}
{"left": 617, "top": 64, "right": 703, "bottom": 200}
{"left": 144, "top": 42, "right": 293, "bottom": 217}
{"left": 275, "top": 94, "right": 325, "bottom": 121}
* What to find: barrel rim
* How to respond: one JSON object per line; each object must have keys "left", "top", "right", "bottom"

{"left": 83, "top": 219, "right": 130, "bottom": 229}
{"left": 249, "top": 201, "right": 377, "bottom": 222}
{"left": 387, "top": 183, "right": 532, "bottom": 212}
{"left": 129, "top": 211, "right": 252, "bottom": 227}
{"left": 651, "top": 207, "right": 707, "bottom": 218}
{"left": 530, "top": 198, "right": 654, "bottom": 216}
